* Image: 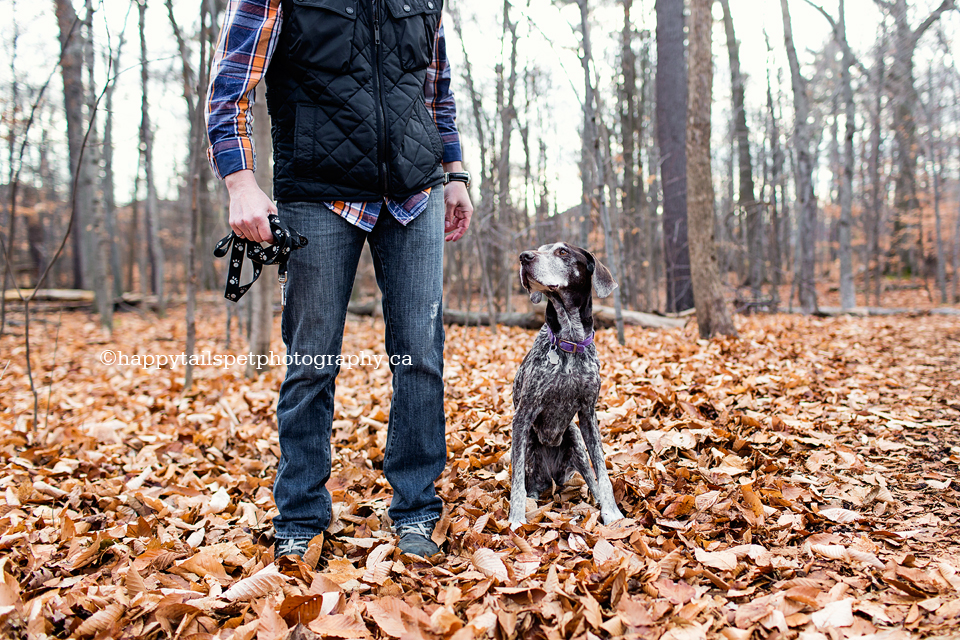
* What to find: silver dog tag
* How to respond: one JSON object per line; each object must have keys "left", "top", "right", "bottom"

{"left": 547, "top": 348, "right": 560, "bottom": 365}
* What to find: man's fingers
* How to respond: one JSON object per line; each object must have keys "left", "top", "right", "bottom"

{"left": 257, "top": 216, "right": 274, "bottom": 243}
{"left": 227, "top": 181, "right": 277, "bottom": 243}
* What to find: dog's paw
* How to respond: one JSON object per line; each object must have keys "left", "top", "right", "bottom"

{"left": 601, "top": 508, "right": 626, "bottom": 526}
{"left": 508, "top": 518, "right": 527, "bottom": 530}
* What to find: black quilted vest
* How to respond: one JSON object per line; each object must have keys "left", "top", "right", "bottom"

{"left": 265, "top": 0, "right": 445, "bottom": 202}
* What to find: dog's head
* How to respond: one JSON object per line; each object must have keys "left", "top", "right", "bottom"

{"left": 518, "top": 242, "right": 617, "bottom": 305}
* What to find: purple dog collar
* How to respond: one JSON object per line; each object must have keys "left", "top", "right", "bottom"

{"left": 546, "top": 326, "right": 595, "bottom": 354}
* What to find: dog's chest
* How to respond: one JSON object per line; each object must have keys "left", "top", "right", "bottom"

{"left": 515, "top": 341, "right": 601, "bottom": 407}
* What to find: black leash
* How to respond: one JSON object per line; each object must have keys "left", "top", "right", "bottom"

{"left": 213, "top": 215, "right": 308, "bottom": 303}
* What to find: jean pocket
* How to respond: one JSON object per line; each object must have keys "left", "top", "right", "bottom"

{"left": 288, "top": 0, "right": 358, "bottom": 73}
{"left": 384, "top": 0, "right": 441, "bottom": 72}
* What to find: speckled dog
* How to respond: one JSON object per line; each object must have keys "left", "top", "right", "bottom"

{"left": 508, "top": 242, "right": 625, "bottom": 527}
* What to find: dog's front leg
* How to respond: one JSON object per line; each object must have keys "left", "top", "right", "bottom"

{"left": 508, "top": 405, "right": 537, "bottom": 528}
{"left": 578, "top": 407, "right": 624, "bottom": 525}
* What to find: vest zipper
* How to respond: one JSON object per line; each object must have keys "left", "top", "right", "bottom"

{"left": 371, "top": 0, "right": 390, "bottom": 196}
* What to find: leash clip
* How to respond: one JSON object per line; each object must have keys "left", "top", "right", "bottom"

{"left": 278, "top": 271, "right": 288, "bottom": 307}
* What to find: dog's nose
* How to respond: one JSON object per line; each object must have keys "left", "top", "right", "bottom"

{"left": 519, "top": 251, "right": 536, "bottom": 264}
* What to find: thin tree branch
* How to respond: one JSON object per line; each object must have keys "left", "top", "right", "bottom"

{"left": 913, "top": 0, "right": 957, "bottom": 43}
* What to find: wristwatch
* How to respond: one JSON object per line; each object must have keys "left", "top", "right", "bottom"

{"left": 443, "top": 171, "right": 471, "bottom": 188}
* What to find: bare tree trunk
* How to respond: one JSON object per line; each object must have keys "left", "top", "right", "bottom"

{"left": 128, "top": 167, "right": 141, "bottom": 293}
{"left": 953, "top": 152, "right": 960, "bottom": 302}
{"left": 655, "top": 0, "right": 694, "bottom": 312}
{"left": 448, "top": 4, "right": 496, "bottom": 321}
{"left": 246, "top": 94, "right": 275, "bottom": 378}
{"left": 184, "top": 0, "right": 211, "bottom": 389}
{"left": 497, "top": 0, "right": 518, "bottom": 228}
{"left": 868, "top": 35, "right": 887, "bottom": 305}
{"left": 520, "top": 71, "right": 532, "bottom": 248}
{"left": 619, "top": 0, "right": 642, "bottom": 310}
{"left": 921, "top": 68, "right": 947, "bottom": 303}
{"left": 102, "top": 42, "right": 124, "bottom": 300}
{"left": 54, "top": 0, "right": 92, "bottom": 290}
{"left": 766, "top": 65, "right": 784, "bottom": 308}
{"left": 0, "top": 2, "right": 20, "bottom": 334}
{"left": 577, "top": 0, "right": 597, "bottom": 249}
{"left": 719, "top": 0, "right": 762, "bottom": 296}
{"left": 781, "top": 0, "right": 818, "bottom": 313}
{"left": 647, "top": 130, "right": 661, "bottom": 311}
{"left": 806, "top": 0, "right": 858, "bottom": 309}
{"left": 876, "top": 0, "right": 956, "bottom": 276}
{"left": 688, "top": 0, "right": 737, "bottom": 338}
{"left": 597, "top": 118, "right": 625, "bottom": 344}
{"left": 837, "top": 26, "right": 857, "bottom": 310}
{"left": 139, "top": 0, "right": 165, "bottom": 314}
{"left": 640, "top": 32, "right": 656, "bottom": 311}
{"left": 83, "top": 0, "right": 112, "bottom": 330}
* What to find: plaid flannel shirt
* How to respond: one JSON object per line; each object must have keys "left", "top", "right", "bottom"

{"left": 205, "top": 0, "right": 462, "bottom": 230}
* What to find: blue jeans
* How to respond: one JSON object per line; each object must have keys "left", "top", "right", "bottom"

{"left": 273, "top": 189, "right": 446, "bottom": 540}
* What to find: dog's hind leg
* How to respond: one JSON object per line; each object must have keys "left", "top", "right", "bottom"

{"left": 577, "top": 408, "right": 624, "bottom": 525}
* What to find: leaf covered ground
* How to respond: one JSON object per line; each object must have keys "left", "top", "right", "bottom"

{"left": 1, "top": 304, "right": 959, "bottom": 639}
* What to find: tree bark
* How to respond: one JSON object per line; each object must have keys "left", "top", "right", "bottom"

{"left": 836, "top": 5, "right": 857, "bottom": 310}
{"left": 805, "top": 0, "right": 858, "bottom": 309}
{"left": 619, "top": 0, "right": 643, "bottom": 310}
{"left": 655, "top": 0, "right": 694, "bottom": 312}
{"left": 0, "top": 2, "right": 20, "bottom": 335}
{"left": 953, "top": 153, "right": 960, "bottom": 302}
{"left": 448, "top": 5, "right": 496, "bottom": 322}
{"left": 766, "top": 65, "right": 784, "bottom": 308}
{"left": 83, "top": 0, "right": 111, "bottom": 330}
{"left": 718, "top": 0, "right": 762, "bottom": 296}
{"left": 780, "top": 0, "right": 819, "bottom": 313}
{"left": 868, "top": 34, "right": 887, "bottom": 305}
{"left": 687, "top": 0, "right": 737, "bottom": 339}
{"left": 922, "top": 69, "right": 947, "bottom": 303}
{"left": 875, "top": 0, "right": 956, "bottom": 275}
{"left": 246, "top": 94, "right": 275, "bottom": 378}
{"left": 102, "top": 42, "right": 124, "bottom": 301}
{"left": 139, "top": 0, "right": 165, "bottom": 314}
{"left": 183, "top": 0, "right": 211, "bottom": 389}
{"left": 597, "top": 113, "right": 626, "bottom": 344}
{"left": 54, "top": 0, "right": 92, "bottom": 290}
{"left": 577, "top": 0, "right": 597, "bottom": 248}
{"left": 640, "top": 32, "right": 656, "bottom": 311}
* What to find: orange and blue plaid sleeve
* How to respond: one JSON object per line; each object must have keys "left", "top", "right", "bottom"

{"left": 205, "top": 0, "right": 282, "bottom": 180}
{"left": 423, "top": 20, "right": 462, "bottom": 164}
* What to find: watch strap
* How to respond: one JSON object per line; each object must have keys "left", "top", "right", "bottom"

{"left": 443, "top": 171, "right": 471, "bottom": 187}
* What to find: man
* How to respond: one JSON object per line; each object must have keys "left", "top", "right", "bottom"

{"left": 206, "top": 0, "right": 473, "bottom": 559}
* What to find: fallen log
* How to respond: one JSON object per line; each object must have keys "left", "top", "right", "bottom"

{"left": 3, "top": 289, "right": 95, "bottom": 303}
{"left": 816, "top": 306, "right": 960, "bottom": 317}
{"left": 593, "top": 305, "right": 688, "bottom": 329}
{"left": 437, "top": 306, "right": 687, "bottom": 330}
{"left": 440, "top": 309, "right": 542, "bottom": 329}
{"left": 3, "top": 289, "right": 164, "bottom": 310}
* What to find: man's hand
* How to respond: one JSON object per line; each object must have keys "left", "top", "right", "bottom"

{"left": 442, "top": 162, "right": 473, "bottom": 242}
{"left": 225, "top": 169, "right": 277, "bottom": 243}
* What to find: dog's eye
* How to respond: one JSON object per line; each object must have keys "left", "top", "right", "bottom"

{"left": 557, "top": 248, "right": 567, "bottom": 256}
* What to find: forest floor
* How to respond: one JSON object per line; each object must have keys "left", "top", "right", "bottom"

{"left": 0, "top": 297, "right": 959, "bottom": 640}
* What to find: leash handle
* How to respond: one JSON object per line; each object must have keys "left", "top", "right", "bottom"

{"left": 213, "top": 215, "right": 308, "bottom": 302}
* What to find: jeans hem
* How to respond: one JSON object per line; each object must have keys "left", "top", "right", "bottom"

{"left": 393, "top": 514, "right": 441, "bottom": 530}
{"left": 273, "top": 531, "right": 325, "bottom": 541}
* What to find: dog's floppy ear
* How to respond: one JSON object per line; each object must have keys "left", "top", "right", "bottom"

{"left": 591, "top": 255, "right": 618, "bottom": 298}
